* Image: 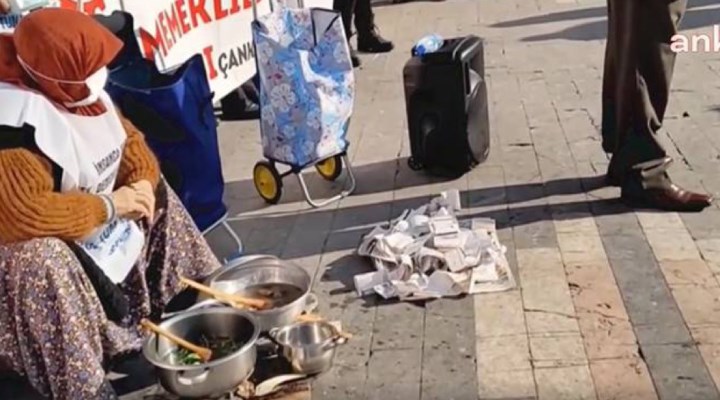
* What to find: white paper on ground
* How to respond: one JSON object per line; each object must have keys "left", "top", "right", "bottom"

{"left": 443, "top": 248, "right": 467, "bottom": 272}
{"left": 408, "top": 214, "right": 430, "bottom": 230}
{"left": 425, "top": 270, "right": 465, "bottom": 296}
{"left": 429, "top": 215, "right": 460, "bottom": 236}
{"left": 356, "top": 191, "right": 517, "bottom": 302}
{"left": 384, "top": 232, "right": 415, "bottom": 253}
{"left": 433, "top": 232, "right": 462, "bottom": 249}
{"left": 373, "top": 282, "right": 398, "bottom": 299}
{"left": 417, "top": 247, "right": 445, "bottom": 273}
{"left": 472, "top": 261, "right": 499, "bottom": 282}
{"left": 354, "top": 271, "right": 387, "bottom": 296}
{"left": 472, "top": 218, "right": 496, "bottom": 231}
{"left": 441, "top": 189, "right": 462, "bottom": 211}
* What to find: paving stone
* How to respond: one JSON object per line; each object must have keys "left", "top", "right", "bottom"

{"left": 366, "top": 348, "right": 422, "bottom": 386}
{"left": 475, "top": 290, "right": 528, "bottom": 338}
{"left": 422, "top": 314, "right": 478, "bottom": 400}
{"left": 371, "top": 302, "right": 424, "bottom": 350}
{"left": 634, "top": 324, "right": 694, "bottom": 346}
{"left": 579, "top": 316, "right": 640, "bottom": 360}
{"left": 477, "top": 369, "right": 537, "bottom": 400}
{"left": 643, "top": 228, "right": 702, "bottom": 261}
{"left": 312, "top": 378, "right": 367, "bottom": 400}
{"left": 553, "top": 215, "right": 597, "bottom": 234}
{"left": 589, "top": 358, "right": 658, "bottom": 400}
{"left": 563, "top": 260, "right": 639, "bottom": 359}
{"left": 692, "top": 326, "right": 720, "bottom": 345}
{"left": 659, "top": 260, "right": 717, "bottom": 287}
{"left": 670, "top": 285, "right": 720, "bottom": 327}
{"left": 556, "top": 232, "right": 607, "bottom": 263}
{"left": 641, "top": 344, "right": 720, "bottom": 400}
{"left": 601, "top": 246, "right": 685, "bottom": 327}
{"left": 681, "top": 210, "right": 720, "bottom": 240}
{"left": 696, "top": 239, "right": 720, "bottom": 265}
{"left": 698, "top": 344, "right": 720, "bottom": 392}
{"left": 529, "top": 333, "right": 588, "bottom": 368}
{"left": 534, "top": 365, "right": 596, "bottom": 400}
{"left": 517, "top": 248, "right": 579, "bottom": 333}
{"left": 592, "top": 212, "right": 642, "bottom": 237}
{"left": 425, "top": 294, "right": 476, "bottom": 320}
{"left": 636, "top": 211, "right": 686, "bottom": 230}
{"left": 477, "top": 334, "right": 532, "bottom": 372}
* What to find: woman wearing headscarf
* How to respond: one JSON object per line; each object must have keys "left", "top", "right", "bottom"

{"left": 0, "top": 8, "right": 221, "bottom": 399}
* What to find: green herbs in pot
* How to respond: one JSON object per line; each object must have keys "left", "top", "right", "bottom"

{"left": 171, "top": 335, "right": 243, "bottom": 365}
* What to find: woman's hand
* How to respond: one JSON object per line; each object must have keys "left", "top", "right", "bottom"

{"left": 130, "top": 180, "right": 156, "bottom": 222}
{"left": 110, "top": 185, "right": 153, "bottom": 221}
{"left": 0, "top": 0, "right": 10, "bottom": 14}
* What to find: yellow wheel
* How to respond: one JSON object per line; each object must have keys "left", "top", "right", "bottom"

{"left": 253, "top": 161, "right": 282, "bottom": 204}
{"left": 315, "top": 155, "right": 343, "bottom": 181}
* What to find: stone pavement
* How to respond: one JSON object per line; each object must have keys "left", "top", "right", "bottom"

{"left": 5, "top": 0, "right": 720, "bottom": 399}
{"left": 207, "top": 0, "right": 720, "bottom": 399}
{"left": 208, "top": 0, "right": 720, "bottom": 398}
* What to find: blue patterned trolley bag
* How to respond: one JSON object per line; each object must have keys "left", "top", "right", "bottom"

{"left": 250, "top": 1, "right": 357, "bottom": 207}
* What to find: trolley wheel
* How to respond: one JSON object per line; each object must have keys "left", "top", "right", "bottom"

{"left": 315, "top": 155, "right": 343, "bottom": 181}
{"left": 408, "top": 157, "right": 423, "bottom": 171}
{"left": 253, "top": 161, "right": 282, "bottom": 204}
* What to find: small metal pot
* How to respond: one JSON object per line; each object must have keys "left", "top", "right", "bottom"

{"left": 268, "top": 321, "right": 346, "bottom": 375}
{"left": 142, "top": 307, "right": 260, "bottom": 399}
{"left": 198, "top": 256, "right": 314, "bottom": 332}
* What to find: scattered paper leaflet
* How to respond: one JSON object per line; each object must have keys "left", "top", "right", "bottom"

{"left": 355, "top": 190, "right": 516, "bottom": 302}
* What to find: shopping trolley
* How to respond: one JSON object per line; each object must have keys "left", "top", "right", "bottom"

{"left": 101, "top": 12, "right": 243, "bottom": 260}
{"left": 249, "top": 0, "right": 357, "bottom": 208}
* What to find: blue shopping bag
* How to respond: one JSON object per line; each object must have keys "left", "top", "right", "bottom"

{"left": 252, "top": 6, "right": 355, "bottom": 168}
{"left": 105, "top": 54, "right": 227, "bottom": 232}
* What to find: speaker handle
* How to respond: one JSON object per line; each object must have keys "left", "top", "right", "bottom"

{"left": 452, "top": 36, "right": 482, "bottom": 64}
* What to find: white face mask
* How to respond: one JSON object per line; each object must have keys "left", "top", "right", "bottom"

{"left": 16, "top": 55, "right": 108, "bottom": 108}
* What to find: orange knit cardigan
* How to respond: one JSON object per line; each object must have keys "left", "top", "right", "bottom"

{"left": 0, "top": 114, "right": 160, "bottom": 244}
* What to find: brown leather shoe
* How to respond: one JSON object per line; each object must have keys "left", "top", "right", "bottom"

{"left": 622, "top": 184, "right": 714, "bottom": 212}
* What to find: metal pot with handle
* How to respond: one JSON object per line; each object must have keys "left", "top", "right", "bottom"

{"left": 197, "top": 255, "right": 316, "bottom": 332}
{"left": 268, "top": 320, "right": 347, "bottom": 375}
{"left": 142, "top": 307, "right": 260, "bottom": 398}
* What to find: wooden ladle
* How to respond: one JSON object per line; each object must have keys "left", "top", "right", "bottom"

{"left": 140, "top": 319, "right": 213, "bottom": 362}
{"left": 179, "top": 276, "right": 270, "bottom": 310}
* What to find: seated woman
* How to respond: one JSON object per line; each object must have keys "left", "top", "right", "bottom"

{"left": 0, "top": 8, "right": 221, "bottom": 400}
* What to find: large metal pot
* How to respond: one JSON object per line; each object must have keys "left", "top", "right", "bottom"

{"left": 198, "top": 256, "right": 314, "bottom": 332}
{"left": 142, "top": 307, "right": 259, "bottom": 398}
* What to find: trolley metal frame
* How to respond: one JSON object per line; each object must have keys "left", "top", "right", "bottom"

{"left": 249, "top": 0, "right": 357, "bottom": 209}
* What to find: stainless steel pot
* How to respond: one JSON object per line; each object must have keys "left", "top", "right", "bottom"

{"left": 142, "top": 307, "right": 260, "bottom": 398}
{"left": 198, "top": 256, "right": 314, "bottom": 332}
{"left": 268, "top": 321, "right": 346, "bottom": 375}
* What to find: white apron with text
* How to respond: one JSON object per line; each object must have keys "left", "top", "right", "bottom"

{"left": 0, "top": 82, "right": 144, "bottom": 283}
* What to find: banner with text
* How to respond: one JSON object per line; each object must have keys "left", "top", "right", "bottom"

{"left": 59, "top": 0, "right": 271, "bottom": 99}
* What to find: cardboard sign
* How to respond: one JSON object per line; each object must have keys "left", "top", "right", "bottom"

{"left": 58, "top": 0, "right": 271, "bottom": 100}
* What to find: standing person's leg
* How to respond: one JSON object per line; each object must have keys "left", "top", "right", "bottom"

{"left": 333, "top": 0, "right": 361, "bottom": 67}
{"left": 354, "top": 0, "right": 393, "bottom": 53}
{"left": 601, "top": 0, "right": 617, "bottom": 154}
{"left": 220, "top": 85, "right": 259, "bottom": 120}
{"left": 602, "top": 0, "right": 712, "bottom": 211}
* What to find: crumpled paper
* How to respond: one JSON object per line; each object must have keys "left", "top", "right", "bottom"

{"left": 355, "top": 190, "right": 516, "bottom": 301}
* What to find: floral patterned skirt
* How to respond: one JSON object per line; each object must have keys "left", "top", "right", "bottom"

{"left": 0, "top": 182, "right": 221, "bottom": 400}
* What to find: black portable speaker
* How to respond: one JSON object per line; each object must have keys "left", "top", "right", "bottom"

{"left": 403, "top": 35, "right": 490, "bottom": 178}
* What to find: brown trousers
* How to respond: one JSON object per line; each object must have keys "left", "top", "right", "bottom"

{"left": 602, "top": 0, "right": 687, "bottom": 188}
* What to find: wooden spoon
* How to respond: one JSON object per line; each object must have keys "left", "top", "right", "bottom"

{"left": 179, "top": 276, "right": 270, "bottom": 310}
{"left": 296, "top": 313, "right": 353, "bottom": 340}
{"left": 140, "top": 319, "right": 213, "bottom": 362}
